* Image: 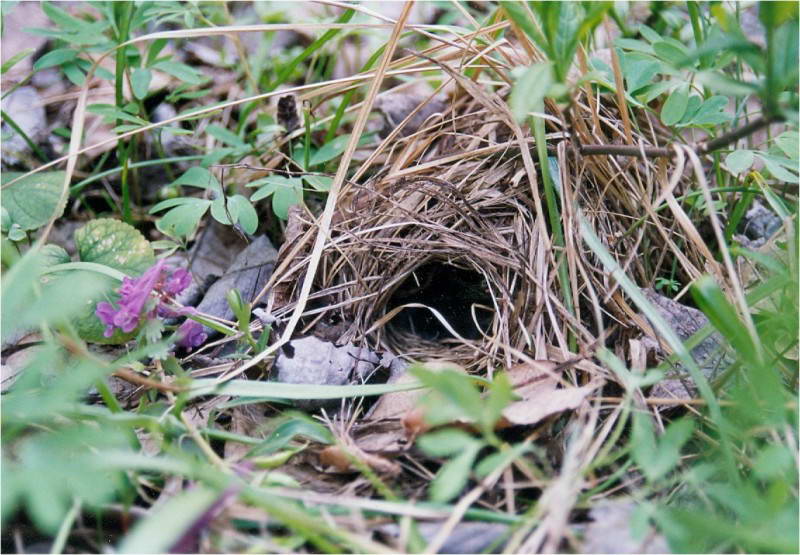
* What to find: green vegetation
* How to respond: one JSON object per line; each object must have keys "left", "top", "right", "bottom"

{"left": 1, "top": 1, "right": 797, "bottom": 553}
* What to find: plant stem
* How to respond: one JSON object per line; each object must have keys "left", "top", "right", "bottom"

{"left": 71, "top": 155, "right": 204, "bottom": 194}
{"left": 114, "top": 1, "right": 135, "bottom": 224}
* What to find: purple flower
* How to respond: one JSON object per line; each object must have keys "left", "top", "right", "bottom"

{"left": 95, "top": 260, "right": 198, "bottom": 345}
{"left": 165, "top": 268, "right": 192, "bottom": 296}
{"left": 177, "top": 319, "right": 207, "bottom": 349}
{"left": 96, "top": 301, "right": 118, "bottom": 338}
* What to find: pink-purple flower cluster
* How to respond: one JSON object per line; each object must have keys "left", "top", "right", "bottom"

{"left": 95, "top": 260, "right": 206, "bottom": 349}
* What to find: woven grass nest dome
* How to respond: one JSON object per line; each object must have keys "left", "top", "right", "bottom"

{"left": 267, "top": 68, "right": 715, "bottom": 373}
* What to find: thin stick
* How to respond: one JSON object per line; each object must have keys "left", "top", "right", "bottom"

{"left": 113, "top": 368, "right": 183, "bottom": 394}
{"left": 593, "top": 396, "right": 732, "bottom": 406}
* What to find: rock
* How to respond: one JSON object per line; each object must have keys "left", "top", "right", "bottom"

{"left": 374, "top": 93, "right": 448, "bottom": 138}
{"left": 376, "top": 521, "right": 509, "bottom": 553}
{"left": 275, "top": 336, "right": 379, "bottom": 386}
{"left": 274, "top": 336, "right": 399, "bottom": 409}
{"left": 0, "top": 3, "right": 49, "bottom": 79}
{"left": 189, "top": 221, "right": 245, "bottom": 280}
{"left": 642, "top": 289, "right": 732, "bottom": 400}
{"left": 1, "top": 87, "right": 46, "bottom": 165}
{"left": 738, "top": 200, "right": 783, "bottom": 246}
{"left": 195, "top": 234, "right": 277, "bottom": 331}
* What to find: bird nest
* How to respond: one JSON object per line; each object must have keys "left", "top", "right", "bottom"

{"left": 265, "top": 70, "right": 714, "bottom": 373}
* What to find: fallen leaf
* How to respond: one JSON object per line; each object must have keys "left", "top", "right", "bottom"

{"left": 500, "top": 383, "right": 598, "bottom": 427}
{"left": 497, "top": 360, "right": 599, "bottom": 427}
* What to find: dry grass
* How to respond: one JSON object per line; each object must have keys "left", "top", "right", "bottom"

{"left": 259, "top": 39, "right": 727, "bottom": 379}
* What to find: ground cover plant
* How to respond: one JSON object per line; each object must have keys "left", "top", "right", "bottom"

{"left": 1, "top": 1, "right": 798, "bottom": 553}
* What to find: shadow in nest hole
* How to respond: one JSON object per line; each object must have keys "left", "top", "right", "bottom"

{"left": 385, "top": 260, "right": 495, "bottom": 341}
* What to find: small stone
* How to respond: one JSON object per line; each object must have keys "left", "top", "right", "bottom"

{"left": 739, "top": 200, "right": 783, "bottom": 243}
{"left": 1, "top": 87, "right": 46, "bottom": 165}
{"left": 274, "top": 336, "right": 386, "bottom": 409}
{"left": 642, "top": 289, "right": 733, "bottom": 400}
{"left": 195, "top": 235, "right": 277, "bottom": 332}
{"left": 374, "top": 93, "right": 448, "bottom": 138}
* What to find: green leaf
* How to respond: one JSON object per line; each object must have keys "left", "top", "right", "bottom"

{"left": 32, "top": 47, "right": 76, "bottom": 71}
{"left": 74, "top": 219, "right": 155, "bottom": 276}
{"left": 631, "top": 410, "right": 658, "bottom": 480}
{"left": 206, "top": 124, "right": 247, "bottom": 148}
{"left": 187, "top": 378, "right": 423, "bottom": 402}
{"left": 247, "top": 413, "right": 333, "bottom": 457}
{"left": 688, "top": 95, "right": 732, "bottom": 125}
{"left": 145, "top": 38, "right": 168, "bottom": 67}
{"left": 639, "top": 25, "right": 663, "bottom": 44}
{"left": 691, "top": 275, "right": 756, "bottom": 363}
{"left": 475, "top": 442, "right": 531, "bottom": 479}
{"left": 503, "top": 2, "right": 550, "bottom": 61}
{"left": 200, "top": 147, "right": 235, "bottom": 167}
{"left": 621, "top": 55, "right": 661, "bottom": 93}
{"left": 695, "top": 70, "right": 760, "bottom": 96}
{"left": 41, "top": 1, "right": 97, "bottom": 31}
{"left": 210, "top": 195, "right": 234, "bottom": 225}
{"left": 4, "top": 423, "right": 131, "bottom": 535}
{"left": 725, "top": 150, "right": 754, "bottom": 175}
{"left": 0, "top": 171, "right": 65, "bottom": 230}
{"left": 429, "top": 442, "right": 480, "bottom": 503}
{"left": 303, "top": 175, "right": 333, "bottom": 192}
{"left": 615, "top": 38, "right": 654, "bottom": 55}
{"left": 149, "top": 196, "right": 210, "bottom": 214}
{"left": 756, "top": 153, "right": 800, "bottom": 183}
{"left": 510, "top": 62, "right": 553, "bottom": 121}
{"left": 1, "top": 252, "right": 106, "bottom": 344}
{"left": 152, "top": 59, "right": 204, "bottom": 84}
{"left": 170, "top": 166, "right": 221, "bottom": 193}
{"left": 661, "top": 85, "right": 689, "bottom": 125}
{"left": 118, "top": 486, "right": 221, "bottom": 553}
{"left": 410, "top": 365, "right": 482, "bottom": 423}
{"left": 752, "top": 444, "right": 794, "bottom": 479}
{"left": 1, "top": 47, "right": 36, "bottom": 74}
{"left": 650, "top": 418, "right": 694, "bottom": 480}
{"left": 40, "top": 244, "right": 71, "bottom": 267}
{"left": 309, "top": 134, "right": 363, "bottom": 166}
{"left": 86, "top": 103, "right": 148, "bottom": 126}
{"left": 248, "top": 175, "right": 293, "bottom": 196}
{"left": 131, "top": 67, "right": 152, "bottom": 100}
{"left": 759, "top": 1, "right": 799, "bottom": 30}
{"left": 156, "top": 201, "right": 211, "bottom": 238}
{"left": 677, "top": 95, "right": 703, "bottom": 126}
{"left": 483, "top": 372, "right": 514, "bottom": 432}
{"left": 774, "top": 131, "right": 799, "bottom": 160}
{"left": 228, "top": 195, "right": 258, "bottom": 234}
{"left": 417, "top": 429, "right": 477, "bottom": 457}
{"left": 652, "top": 40, "right": 690, "bottom": 66}
{"left": 271, "top": 184, "right": 303, "bottom": 220}
{"left": 69, "top": 273, "right": 137, "bottom": 345}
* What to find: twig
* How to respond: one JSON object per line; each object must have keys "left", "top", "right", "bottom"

{"left": 579, "top": 144, "right": 671, "bottom": 158}
{"left": 699, "top": 115, "right": 781, "bottom": 155}
{"left": 112, "top": 368, "right": 183, "bottom": 394}
{"left": 592, "top": 396, "right": 731, "bottom": 406}
{"left": 577, "top": 115, "right": 783, "bottom": 160}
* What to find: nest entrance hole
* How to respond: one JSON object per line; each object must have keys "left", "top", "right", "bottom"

{"left": 385, "top": 261, "right": 494, "bottom": 342}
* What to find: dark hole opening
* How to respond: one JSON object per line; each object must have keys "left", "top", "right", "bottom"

{"left": 386, "top": 262, "right": 494, "bottom": 341}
